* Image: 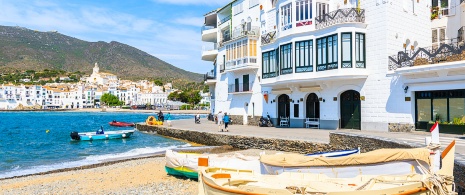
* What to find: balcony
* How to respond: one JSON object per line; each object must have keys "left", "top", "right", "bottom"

{"left": 201, "top": 44, "right": 218, "bottom": 61}
{"left": 315, "top": 8, "right": 365, "bottom": 30}
{"left": 388, "top": 42, "right": 465, "bottom": 71}
{"left": 204, "top": 70, "right": 216, "bottom": 85}
{"left": 201, "top": 25, "right": 217, "bottom": 42}
{"left": 224, "top": 57, "right": 258, "bottom": 72}
{"left": 228, "top": 82, "right": 253, "bottom": 94}
{"left": 218, "top": 15, "right": 231, "bottom": 26}
{"left": 261, "top": 31, "right": 277, "bottom": 45}
{"left": 232, "top": 25, "right": 259, "bottom": 40}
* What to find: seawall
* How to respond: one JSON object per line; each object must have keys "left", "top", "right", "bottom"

{"left": 137, "top": 124, "right": 465, "bottom": 194}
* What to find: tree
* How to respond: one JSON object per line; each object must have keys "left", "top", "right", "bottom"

{"left": 154, "top": 79, "right": 163, "bottom": 86}
{"left": 101, "top": 93, "right": 123, "bottom": 106}
{"left": 203, "top": 85, "right": 209, "bottom": 93}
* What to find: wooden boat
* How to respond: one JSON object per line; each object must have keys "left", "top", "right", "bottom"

{"left": 305, "top": 148, "right": 359, "bottom": 157}
{"left": 146, "top": 116, "right": 163, "bottom": 126}
{"left": 109, "top": 121, "right": 135, "bottom": 127}
{"left": 164, "top": 149, "right": 260, "bottom": 179}
{"left": 70, "top": 130, "right": 135, "bottom": 141}
{"left": 199, "top": 141, "right": 457, "bottom": 195}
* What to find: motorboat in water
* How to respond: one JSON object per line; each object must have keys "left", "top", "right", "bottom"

{"left": 70, "top": 129, "right": 135, "bottom": 141}
{"left": 109, "top": 121, "right": 135, "bottom": 127}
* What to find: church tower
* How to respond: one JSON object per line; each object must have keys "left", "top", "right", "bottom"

{"left": 93, "top": 62, "right": 99, "bottom": 75}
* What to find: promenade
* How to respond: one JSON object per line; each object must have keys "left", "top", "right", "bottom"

{"left": 168, "top": 117, "right": 465, "bottom": 163}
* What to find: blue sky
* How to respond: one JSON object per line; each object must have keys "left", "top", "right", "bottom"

{"left": 0, "top": 0, "right": 230, "bottom": 74}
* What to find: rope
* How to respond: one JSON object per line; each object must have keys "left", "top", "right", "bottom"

{"left": 415, "top": 159, "right": 455, "bottom": 195}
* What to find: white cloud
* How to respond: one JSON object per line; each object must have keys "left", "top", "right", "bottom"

{"left": 153, "top": 0, "right": 230, "bottom": 6}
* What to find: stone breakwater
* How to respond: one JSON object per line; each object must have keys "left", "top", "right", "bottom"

{"left": 137, "top": 124, "right": 465, "bottom": 195}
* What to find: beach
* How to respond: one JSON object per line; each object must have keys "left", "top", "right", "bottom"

{"left": 0, "top": 149, "right": 272, "bottom": 195}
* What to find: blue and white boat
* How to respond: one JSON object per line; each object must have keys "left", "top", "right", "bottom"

{"left": 305, "top": 148, "right": 360, "bottom": 157}
{"left": 70, "top": 129, "right": 135, "bottom": 141}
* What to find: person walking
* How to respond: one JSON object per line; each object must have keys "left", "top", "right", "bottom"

{"left": 223, "top": 112, "right": 230, "bottom": 132}
{"left": 217, "top": 111, "right": 224, "bottom": 132}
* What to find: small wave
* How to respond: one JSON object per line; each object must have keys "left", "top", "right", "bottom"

{"left": 0, "top": 144, "right": 192, "bottom": 179}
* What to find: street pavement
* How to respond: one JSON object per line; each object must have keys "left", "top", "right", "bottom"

{"left": 166, "top": 117, "right": 465, "bottom": 164}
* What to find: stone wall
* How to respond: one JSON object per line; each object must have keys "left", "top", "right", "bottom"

{"left": 388, "top": 123, "right": 415, "bottom": 132}
{"left": 136, "top": 124, "right": 465, "bottom": 194}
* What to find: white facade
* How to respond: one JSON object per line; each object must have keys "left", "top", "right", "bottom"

{"left": 202, "top": 0, "right": 264, "bottom": 124}
{"left": 204, "top": 0, "right": 464, "bottom": 131}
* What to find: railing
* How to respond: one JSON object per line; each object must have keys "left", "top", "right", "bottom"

{"left": 261, "top": 31, "right": 276, "bottom": 45}
{"left": 315, "top": 8, "right": 365, "bottom": 30}
{"left": 459, "top": 26, "right": 465, "bottom": 43}
{"left": 225, "top": 57, "right": 258, "bottom": 70}
{"left": 202, "top": 43, "right": 218, "bottom": 52}
{"left": 228, "top": 82, "right": 253, "bottom": 93}
{"left": 204, "top": 70, "right": 216, "bottom": 81}
{"left": 201, "top": 25, "right": 216, "bottom": 33}
{"left": 218, "top": 15, "right": 231, "bottom": 25}
{"left": 232, "top": 26, "right": 259, "bottom": 40}
{"left": 388, "top": 42, "right": 465, "bottom": 70}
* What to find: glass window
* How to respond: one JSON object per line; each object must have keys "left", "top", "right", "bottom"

{"left": 417, "top": 99, "right": 431, "bottom": 122}
{"left": 341, "top": 33, "right": 352, "bottom": 68}
{"left": 355, "top": 33, "right": 366, "bottom": 68}
{"left": 280, "top": 43, "right": 293, "bottom": 74}
{"left": 262, "top": 49, "right": 278, "bottom": 79}
{"left": 280, "top": 3, "right": 292, "bottom": 31}
{"left": 433, "top": 99, "right": 447, "bottom": 122}
{"left": 296, "top": 0, "right": 312, "bottom": 24}
{"left": 316, "top": 34, "right": 338, "bottom": 71}
{"left": 295, "top": 40, "right": 313, "bottom": 73}
{"left": 449, "top": 98, "right": 465, "bottom": 120}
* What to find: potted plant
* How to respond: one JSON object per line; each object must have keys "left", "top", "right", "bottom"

{"left": 426, "top": 115, "right": 465, "bottom": 135}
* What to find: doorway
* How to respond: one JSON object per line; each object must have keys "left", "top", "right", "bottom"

{"left": 340, "top": 90, "right": 361, "bottom": 130}
{"left": 306, "top": 93, "right": 320, "bottom": 119}
{"left": 277, "top": 94, "right": 290, "bottom": 124}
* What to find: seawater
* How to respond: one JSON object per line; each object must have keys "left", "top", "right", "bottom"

{"left": 0, "top": 111, "right": 195, "bottom": 178}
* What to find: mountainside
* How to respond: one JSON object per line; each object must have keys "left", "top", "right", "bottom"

{"left": 0, "top": 25, "right": 202, "bottom": 82}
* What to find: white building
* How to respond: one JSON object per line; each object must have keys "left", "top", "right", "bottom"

{"left": 86, "top": 63, "right": 118, "bottom": 85}
{"left": 202, "top": 0, "right": 264, "bottom": 124}
{"left": 205, "top": 0, "right": 464, "bottom": 132}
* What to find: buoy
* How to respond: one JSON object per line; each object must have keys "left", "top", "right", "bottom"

{"left": 89, "top": 135, "right": 92, "bottom": 139}
{"left": 122, "top": 134, "right": 126, "bottom": 138}
{"left": 105, "top": 135, "right": 109, "bottom": 139}
{"left": 46, "top": 130, "right": 50, "bottom": 133}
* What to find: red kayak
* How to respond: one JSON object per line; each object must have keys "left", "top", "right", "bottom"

{"left": 109, "top": 121, "right": 135, "bottom": 127}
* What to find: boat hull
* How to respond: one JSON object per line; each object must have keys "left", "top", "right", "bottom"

{"left": 71, "top": 130, "right": 135, "bottom": 141}
{"left": 109, "top": 121, "right": 135, "bottom": 127}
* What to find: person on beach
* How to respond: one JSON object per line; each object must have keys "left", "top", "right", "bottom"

{"left": 217, "top": 111, "right": 224, "bottom": 132}
{"left": 158, "top": 110, "right": 164, "bottom": 122}
{"left": 223, "top": 112, "right": 230, "bottom": 132}
{"left": 166, "top": 112, "right": 172, "bottom": 127}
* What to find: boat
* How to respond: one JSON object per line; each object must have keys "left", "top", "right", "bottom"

{"left": 146, "top": 116, "right": 163, "bottom": 126}
{"left": 165, "top": 149, "right": 260, "bottom": 179}
{"left": 70, "top": 129, "right": 135, "bottom": 141}
{"left": 109, "top": 121, "right": 135, "bottom": 127}
{"left": 305, "top": 148, "right": 359, "bottom": 157}
{"left": 198, "top": 141, "right": 457, "bottom": 195}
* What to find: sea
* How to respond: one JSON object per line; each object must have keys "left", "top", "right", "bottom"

{"left": 0, "top": 111, "right": 197, "bottom": 179}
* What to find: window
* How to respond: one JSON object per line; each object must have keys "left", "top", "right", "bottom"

{"left": 415, "top": 90, "right": 465, "bottom": 129}
{"left": 355, "top": 33, "right": 365, "bottom": 68}
{"left": 280, "top": 43, "right": 293, "bottom": 74}
{"left": 296, "top": 0, "right": 312, "bottom": 27}
{"left": 262, "top": 49, "right": 278, "bottom": 79}
{"left": 233, "top": 2, "right": 244, "bottom": 15}
{"left": 316, "top": 3, "right": 329, "bottom": 17}
{"left": 295, "top": 40, "right": 313, "bottom": 72}
{"left": 341, "top": 33, "right": 352, "bottom": 68}
{"left": 316, "top": 34, "right": 338, "bottom": 71}
{"left": 280, "top": 3, "right": 292, "bottom": 31}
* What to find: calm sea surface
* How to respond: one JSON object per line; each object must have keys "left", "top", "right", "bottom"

{"left": 0, "top": 111, "right": 195, "bottom": 178}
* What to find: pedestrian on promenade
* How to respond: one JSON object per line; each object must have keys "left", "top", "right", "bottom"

{"left": 223, "top": 112, "right": 230, "bottom": 132}
{"left": 217, "top": 111, "right": 224, "bottom": 132}
{"left": 166, "top": 112, "right": 172, "bottom": 127}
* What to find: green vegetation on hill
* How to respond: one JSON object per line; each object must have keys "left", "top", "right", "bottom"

{"left": 0, "top": 25, "right": 203, "bottom": 85}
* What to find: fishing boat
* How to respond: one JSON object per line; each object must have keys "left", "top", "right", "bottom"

{"left": 109, "top": 121, "right": 135, "bottom": 127}
{"left": 70, "top": 129, "right": 135, "bottom": 141}
{"left": 198, "top": 140, "right": 457, "bottom": 195}
{"left": 305, "top": 148, "right": 359, "bottom": 157}
{"left": 146, "top": 116, "right": 163, "bottom": 126}
{"left": 165, "top": 149, "right": 260, "bottom": 179}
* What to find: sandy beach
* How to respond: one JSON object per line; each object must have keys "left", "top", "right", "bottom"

{"left": 0, "top": 149, "right": 273, "bottom": 195}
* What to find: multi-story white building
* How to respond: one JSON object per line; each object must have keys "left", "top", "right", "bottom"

{"left": 203, "top": 0, "right": 264, "bottom": 124}
{"left": 205, "top": 0, "right": 465, "bottom": 132}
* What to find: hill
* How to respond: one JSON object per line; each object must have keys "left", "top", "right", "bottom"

{"left": 0, "top": 25, "right": 203, "bottom": 83}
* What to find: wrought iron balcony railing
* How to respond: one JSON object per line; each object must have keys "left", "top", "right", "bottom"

{"left": 315, "top": 8, "right": 365, "bottom": 30}
{"left": 388, "top": 42, "right": 465, "bottom": 71}
{"left": 228, "top": 82, "right": 253, "bottom": 93}
{"left": 232, "top": 25, "right": 259, "bottom": 40}
{"left": 261, "top": 31, "right": 276, "bottom": 45}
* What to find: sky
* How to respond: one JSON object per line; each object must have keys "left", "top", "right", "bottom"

{"left": 0, "top": 0, "right": 230, "bottom": 74}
